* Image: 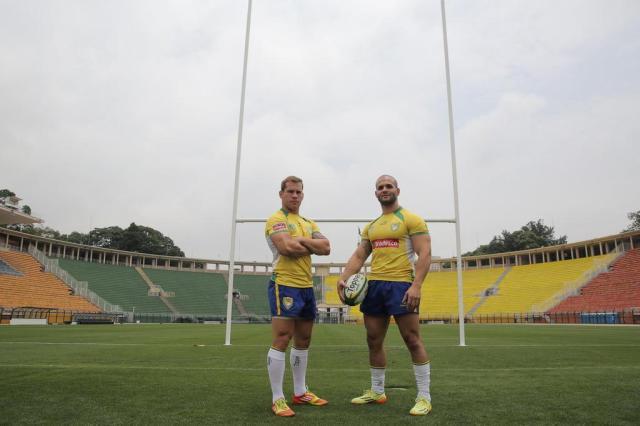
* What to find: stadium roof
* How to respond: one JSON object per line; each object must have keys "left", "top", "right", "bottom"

{"left": 0, "top": 204, "right": 42, "bottom": 225}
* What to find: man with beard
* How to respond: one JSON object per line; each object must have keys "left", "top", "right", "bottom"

{"left": 337, "top": 174, "right": 433, "bottom": 416}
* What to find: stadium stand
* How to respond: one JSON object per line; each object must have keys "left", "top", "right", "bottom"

{"left": 1, "top": 226, "right": 638, "bottom": 323}
{"left": 421, "top": 268, "right": 505, "bottom": 318}
{"left": 142, "top": 268, "right": 234, "bottom": 315}
{"left": 57, "top": 259, "right": 169, "bottom": 313}
{"left": 474, "top": 256, "right": 611, "bottom": 315}
{"left": 321, "top": 265, "right": 599, "bottom": 321}
{"left": 0, "top": 251, "right": 99, "bottom": 312}
{"left": 322, "top": 275, "right": 342, "bottom": 305}
{"left": 0, "top": 257, "right": 22, "bottom": 276}
{"left": 229, "top": 274, "right": 271, "bottom": 316}
{"left": 134, "top": 267, "right": 177, "bottom": 313}
{"left": 312, "top": 276, "right": 323, "bottom": 301}
{"left": 549, "top": 249, "right": 640, "bottom": 313}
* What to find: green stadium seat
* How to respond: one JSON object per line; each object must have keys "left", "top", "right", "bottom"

{"left": 57, "top": 259, "right": 169, "bottom": 313}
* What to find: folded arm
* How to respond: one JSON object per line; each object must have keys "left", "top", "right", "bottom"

{"left": 269, "top": 232, "right": 312, "bottom": 257}
{"left": 298, "top": 232, "right": 331, "bottom": 256}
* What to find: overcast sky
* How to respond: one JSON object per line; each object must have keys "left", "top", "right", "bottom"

{"left": 1, "top": 0, "right": 639, "bottom": 263}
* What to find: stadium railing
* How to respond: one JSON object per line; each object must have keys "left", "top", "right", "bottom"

{"left": 412, "top": 309, "right": 640, "bottom": 325}
{"left": 2, "top": 306, "right": 637, "bottom": 325}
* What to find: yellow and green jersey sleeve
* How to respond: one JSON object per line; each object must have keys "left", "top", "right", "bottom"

{"left": 265, "top": 209, "right": 319, "bottom": 288}
{"left": 361, "top": 207, "right": 429, "bottom": 282}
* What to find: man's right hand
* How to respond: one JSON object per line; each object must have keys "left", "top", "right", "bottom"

{"left": 337, "top": 279, "right": 347, "bottom": 303}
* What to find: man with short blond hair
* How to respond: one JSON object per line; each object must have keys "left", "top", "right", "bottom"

{"left": 280, "top": 175, "right": 303, "bottom": 191}
{"left": 265, "top": 176, "right": 331, "bottom": 417}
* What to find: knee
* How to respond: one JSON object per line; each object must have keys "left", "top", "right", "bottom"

{"left": 273, "top": 330, "right": 293, "bottom": 350}
{"left": 403, "top": 334, "right": 424, "bottom": 353}
{"left": 294, "top": 336, "right": 311, "bottom": 349}
{"left": 366, "top": 334, "right": 384, "bottom": 352}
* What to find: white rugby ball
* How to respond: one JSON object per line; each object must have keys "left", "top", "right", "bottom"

{"left": 343, "top": 273, "right": 368, "bottom": 306}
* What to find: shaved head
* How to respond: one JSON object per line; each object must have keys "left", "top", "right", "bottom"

{"left": 374, "top": 174, "right": 400, "bottom": 208}
{"left": 375, "top": 174, "right": 398, "bottom": 188}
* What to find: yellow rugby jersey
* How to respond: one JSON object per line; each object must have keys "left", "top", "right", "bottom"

{"left": 265, "top": 208, "right": 320, "bottom": 288}
{"left": 362, "top": 207, "right": 429, "bottom": 282}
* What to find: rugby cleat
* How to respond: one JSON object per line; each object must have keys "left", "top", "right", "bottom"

{"left": 350, "top": 389, "right": 387, "bottom": 405}
{"left": 409, "top": 396, "right": 432, "bottom": 416}
{"left": 272, "top": 398, "right": 295, "bottom": 417}
{"left": 292, "top": 389, "right": 328, "bottom": 406}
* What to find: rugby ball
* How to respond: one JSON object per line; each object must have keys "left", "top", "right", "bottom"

{"left": 343, "top": 273, "right": 368, "bottom": 306}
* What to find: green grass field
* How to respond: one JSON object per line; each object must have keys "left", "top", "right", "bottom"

{"left": 1, "top": 324, "right": 639, "bottom": 425}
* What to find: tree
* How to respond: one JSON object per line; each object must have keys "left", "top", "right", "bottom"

{"left": 12, "top": 224, "right": 62, "bottom": 239}
{"left": 0, "top": 189, "right": 16, "bottom": 198}
{"left": 622, "top": 210, "right": 640, "bottom": 232}
{"left": 118, "top": 223, "right": 184, "bottom": 256}
{"left": 21, "top": 205, "right": 31, "bottom": 215}
{"left": 86, "top": 226, "right": 124, "bottom": 248}
{"left": 62, "top": 223, "right": 185, "bottom": 256}
{"left": 62, "top": 231, "right": 91, "bottom": 245}
{"left": 464, "top": 219, "right": 567, "bottom": 256}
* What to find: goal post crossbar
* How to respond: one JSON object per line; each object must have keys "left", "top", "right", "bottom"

{"left": 236, "top": 218, "right": 456, "bottom": 223}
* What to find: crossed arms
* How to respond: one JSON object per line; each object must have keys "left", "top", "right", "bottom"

{"left": 270, "top": 231, "right": 330, "bottom": 257}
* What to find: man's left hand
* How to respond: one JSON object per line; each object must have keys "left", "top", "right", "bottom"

{"left": 402, "top": 283, "right": 422, "bottom": 312}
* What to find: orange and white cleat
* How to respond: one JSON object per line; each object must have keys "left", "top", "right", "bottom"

{"left": 272, "top": 398, "right": 295, "bottom": 417}
{"left": 292, "top": 388, "right": 328, "bottom": 406}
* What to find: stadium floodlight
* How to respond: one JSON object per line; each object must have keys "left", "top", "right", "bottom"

{"left": 225, "top": 0, "right": 466, "bottom": 347}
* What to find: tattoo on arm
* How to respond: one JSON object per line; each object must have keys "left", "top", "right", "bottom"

{"left": 361, "top": 240, "right": 372, "bottom": 257}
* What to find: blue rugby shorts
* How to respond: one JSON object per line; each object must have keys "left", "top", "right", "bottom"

{"left": 268, "top": 280, "right": 317, "bottom": 320}
{"left": 360, "top": 280, "right": 418, "bottom": 316}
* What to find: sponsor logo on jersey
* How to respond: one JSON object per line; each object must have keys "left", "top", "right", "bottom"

{"left": 391, "top": 223, "right": 400, "bottom": 231}
{"left": 288, "top": 224, "right": 296, "bottom": 232}
{"left": 373, "top": 239, "right": 400, "bottom": 249}
{"left": 272, "top": 223, "right": 287, "bottom": 231}
{"left": 283, "top": 296, "right": 294, "bottom": 310}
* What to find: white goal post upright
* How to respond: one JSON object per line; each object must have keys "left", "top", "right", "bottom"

{"left": 224, "top": 0, "right": 466, "bottom": 346}
{"left": 225, "top": 0, "right": 252, "bottom": 346}
{"left": 441, "top": 0, "right": 466, "bottom": 346}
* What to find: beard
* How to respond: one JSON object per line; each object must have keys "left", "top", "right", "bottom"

{"left": 377, "top": 193, "right": 397, "bottom": 206}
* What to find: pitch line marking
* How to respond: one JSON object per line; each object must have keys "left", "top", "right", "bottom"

{"left": 1, "top": 341, "right": 639, "bottom": 348}
{"left": 0, "top": 364, "right": 639, "bottom": 372}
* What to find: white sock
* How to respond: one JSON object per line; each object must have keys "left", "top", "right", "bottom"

{"left": 290, "top": 347, "right": 309, "bottom": 396}
{"left": 371, "top": 367, "right": 386, "bottom": 394}
{"left": 267, "top": 347, "right": 286, "bottom": 403}
{"left": 413, "top": 362, "right": 431, "bottom": 401}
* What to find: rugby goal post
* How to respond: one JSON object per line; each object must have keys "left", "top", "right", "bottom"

{"left": 224, "top": 0, "right": 466, "bottom": 346}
